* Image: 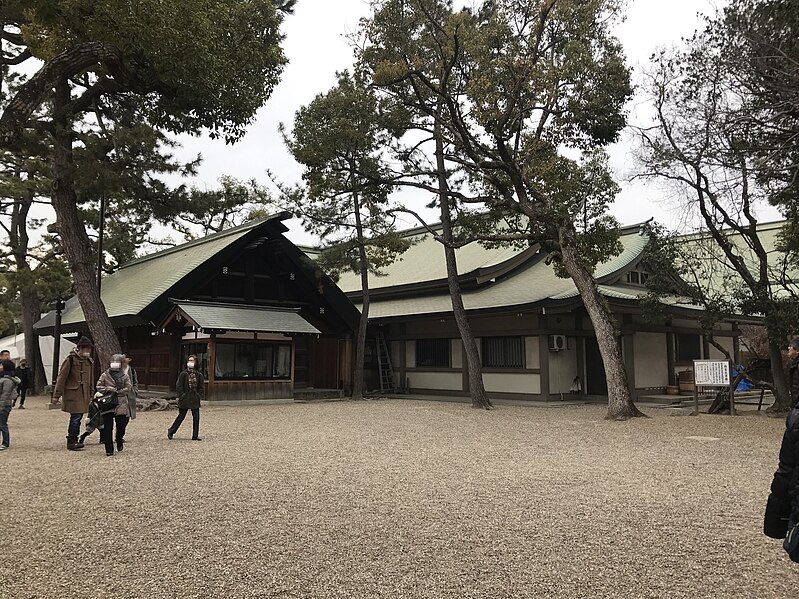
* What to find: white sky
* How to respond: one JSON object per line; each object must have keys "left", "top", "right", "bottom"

{"left": 167, "top": 0, "right": 782, "bottom": 246}
{"left": 17, "top": 0, "right": 781, "bottom": 250}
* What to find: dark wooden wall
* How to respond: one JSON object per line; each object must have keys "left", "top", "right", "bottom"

{"left": 121, "top": 325, "right": 179, "bottom": 391}
{"left": 206, "top": 380, "right": 293, "bottom": 401}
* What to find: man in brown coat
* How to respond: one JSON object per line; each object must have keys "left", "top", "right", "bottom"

{"left": 52, "top": 336, "right": 94, "bottom": 451}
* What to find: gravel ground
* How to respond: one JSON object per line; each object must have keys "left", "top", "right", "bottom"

{"left": 1, "top": 397, "right": 795, "bottom": 598}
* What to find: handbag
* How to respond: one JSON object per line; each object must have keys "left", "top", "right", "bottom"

{"left": 96, "top": 392, "right": 119, "bottom": 413}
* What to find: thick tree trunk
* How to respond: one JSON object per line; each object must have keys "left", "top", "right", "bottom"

{"left": 442, "top": 241, "right": 490, "bottom": 409}
{"left": 559, "top": 234, "right": 645, "bottom": 420}
{"left": 766, "top": 335, "right": 791, "bottom": 411}
{"left": 434, "top": 122, "right": 491, "bottom": 409}
{"left": 8, "top": 183, "right": 48, "bottom": 394}
{"left": 51, "top": 78, "right": 119, "bottom": 368}
{"left": 21, "top": 291, "right": 47, "bottom": 394}
{"left": 351, "top": 190, "right": 369, "bottom": 401}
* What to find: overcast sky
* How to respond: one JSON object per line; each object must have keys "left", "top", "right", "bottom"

{"left": 169, "top": 0, "right": 779, "bottom": 245}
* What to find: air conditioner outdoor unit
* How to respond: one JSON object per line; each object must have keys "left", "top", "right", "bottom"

{"left": 548, "top": 334, "right": 568, "bottom": 352}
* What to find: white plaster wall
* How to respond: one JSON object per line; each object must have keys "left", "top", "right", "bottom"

{"left": 634, "top": 332, "right": 669, "bottom": 388}
{"left": 708, "top": 337, "right": 735, "bottom": 359}
{"left": 451, "top": 339, "right": 463, "bottom": 369}
{"left": 483, "top": 373, "right": 541, "bottom": 394}
{"left": 406, "top": 342, "right": 416, "bottom": 368}
{"left": 548, "top": 345, "right": 579, "bottom": 393}
{"left": 409, "top": 372, "right": 462, "bottom": 390}
{"left": 525, "top": 337, "right": 540, "bottom": 369}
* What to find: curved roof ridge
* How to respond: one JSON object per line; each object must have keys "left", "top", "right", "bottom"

{"left": 119, "top": 213, "right": 288, "bottom": 270}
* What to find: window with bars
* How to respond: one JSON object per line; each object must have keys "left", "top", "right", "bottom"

{"left": 481, "top": 336, "right": 525, "bottom": 369}
{"left": 416, "top": 339, "right": 451, "bottom": 368}
{"left": 213, "top": 342, "right": 292, "bottom": 380}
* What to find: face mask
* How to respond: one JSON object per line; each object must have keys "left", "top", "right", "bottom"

{"left": 187, "top": 362, "right": 195, "bottom": 369}
{"left": 81, "top": 351, "right": 91, "bottom": 358}
{"left": 110, "top": 362, "right": 121, "bottom": 369}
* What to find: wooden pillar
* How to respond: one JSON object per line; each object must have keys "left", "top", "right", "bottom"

{"left": 575, "top": 313, "right": 585, "bottom": 395}
{"left": 462, "top": 341, "right": 470, "bottom": 394}
{"left": 702, "top": 334, "right": 711, "bottom": 359}
{"left": 145, "top": 326, "right": 153, "bottom": 390}
{"left": 623, "top": 332, "right": 636, "bottom": 399}
{"left": 666, "top": 331, "right": 675, "bottom": 387}
{"left": 539, "top": 313, "right": 550, "bottom": 400}
{"left": 732, "top": 322, "right": 741, "bottom": 364}
{"left": 169, "top": 325, "right": 181, "bottom": 391}
{"left": 621, "top": 314, "right": 636, "bottom": 398}
{"left": 290, "top": 339, "right": 296, "bottom": 394}
{"left": 399, "top": 338, "right": 407, "bottom": 393}
{"left": 208, "top": 332, "right": 216, "bottom": 401}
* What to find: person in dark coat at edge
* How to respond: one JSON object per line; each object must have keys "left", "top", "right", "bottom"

{"left": 52, "top": 337, "right": 94, "bottom": 451}
{"left": 764, "top": 338, "right": 799, "bottom": 563}
{"left": 167, "top": 354, "right": 204, "bottom": 441}
{"left": 14, "top": 358, "right": 30, "bottom": 408}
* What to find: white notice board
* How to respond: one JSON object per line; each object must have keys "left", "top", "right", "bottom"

{"left": 693, "top": 359, "right": 731, "bottom": 386}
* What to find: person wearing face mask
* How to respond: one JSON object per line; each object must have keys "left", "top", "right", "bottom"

{"left": 96, "top": 353, "right": 133, "bottom": 457}
{"left": 52, "top": 337, "right": 95, "bottom": 451}
{"left": 167, "top": 354, "right": 204, "bottom": 441}
{"left": 121, "top": 355, "right": 138, "bottom": 424}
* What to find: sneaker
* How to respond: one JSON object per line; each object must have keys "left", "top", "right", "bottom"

{"left": 167, "top": 430, "right": 173, "bottom": 440}
{"left": 0, "top": 445, "right": 7, "bottom": 450}
{"left": 106, "top": 452, "right": 114, "bottom": 457}
{"left": 18, "top": 405, "right": 25, "bottom": 409}
{"left": 191, "top": 437, "right": 202, "bottom": 441}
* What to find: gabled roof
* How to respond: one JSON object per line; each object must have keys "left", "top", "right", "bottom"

{"left": 35, "top": 213, "right": 360, "bottom": 334}
{"left": 332, "top": 222, "right": 653, "bottom": 319}
{"left": 333, "top": 223, "right": 538, "bottom": 295}
{"left": 163, "top": 300, "right": 321, "bottom": 335}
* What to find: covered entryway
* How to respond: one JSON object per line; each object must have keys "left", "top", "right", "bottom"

{"left": 584, "top": 337, "right": 608, "bottom": 396}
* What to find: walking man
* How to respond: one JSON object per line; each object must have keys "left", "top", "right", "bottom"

{"left": 52, "top": 337, "right": 94, "bottom": 451}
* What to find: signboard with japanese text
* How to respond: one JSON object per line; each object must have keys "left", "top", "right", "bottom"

{"left": 693, "top": 359, "right": 731, "bottom": 387}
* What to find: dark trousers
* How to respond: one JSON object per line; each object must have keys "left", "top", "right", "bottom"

{"left": 0, "top": 405, "right": 10, "bottom": 447}
{"left": 16, "top": 388, "right": 27, "bottom": 406}
{"left": 67, "top": 413, "right": 83, "bottom": 438}
{"left": 102, "top": 413, "right": 129, "bottom": 455}
{"left": 169, "top": 408, "right": 200, "bottom": 438}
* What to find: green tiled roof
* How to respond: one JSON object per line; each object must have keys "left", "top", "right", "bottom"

{"left": 334, "top": 229, "right": 529, "bottom": 293}
{"left": 35, "top": 219, "right": 271, "bottom": 331}
{"left": 174, "top": 301, "right": 320, "bottom": 334}
{"left": 351, "top": 225, "right": 652, "bottom": 318}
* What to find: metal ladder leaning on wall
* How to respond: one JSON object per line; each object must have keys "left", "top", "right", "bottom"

{"left": 376, "top": 331, "right": 396, "bottom": 393}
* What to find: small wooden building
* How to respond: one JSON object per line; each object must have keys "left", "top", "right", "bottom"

{"left": 35, "top": 214, "right": 359, "bottom": 400}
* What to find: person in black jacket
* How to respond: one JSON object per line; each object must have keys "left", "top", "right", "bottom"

{"left": 14, "top": 359, "right": 30, "bottom": 409}
{"left": 764, "top": 338, "right": 799, "bottom": 562}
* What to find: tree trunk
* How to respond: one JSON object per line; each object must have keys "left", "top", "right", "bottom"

{"left": 434, "top": 119, "right": 491, "bottom": 409}
{"left": 8, "top": 181, "right": 48, "bottom": 394}
{"left": 766, "top": 335, "right": 791, "bottom": 411}
{"left": 351, "top": 190, "right": 369, "bottom": 401}
{"left": 559, "top": 232, "right": 645, "bottom": 420}
{"left": 51, "top": 78, "right": 120, "bottom": 368}
{"left": 21, "top": 290, "right": 47, "bottom": 394}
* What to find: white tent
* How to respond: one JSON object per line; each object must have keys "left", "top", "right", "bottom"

{"left": 0, "top": 333, "right": 75, "bottom": 385}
